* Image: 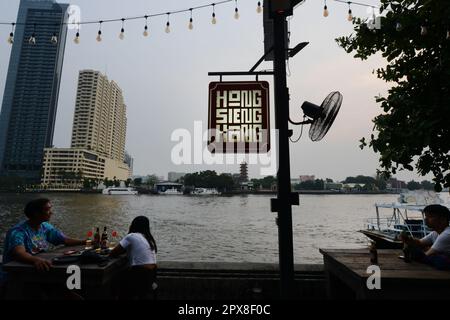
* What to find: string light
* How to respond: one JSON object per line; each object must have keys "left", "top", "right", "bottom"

{"left": 28, "top": 24, "right": 36, "bottom": 45}
{"left": 234, "top": 0, "right": 239, "bottom": 20}
{"left": 188, "top": 9, "right": 194, "bottom": 30}
{"left": 119, "top": 18, "right": 125, "bottom": 40}
{"left": 257, "top": 1, "right": 262, "bottom": 14}
{"left": 96, "top": 21, "right": 102, "bottom": 42}
{"left": 13, "top": 0, "right": 446, "bottom": 44}
{"left": 143, "top": 16, "right": 149, "bottom": 37}
{"left": 7, "top": 22, "right": 14, "bottom": 44}
{"left": 165, "top": 13, "right": 171, "bottom": 33}
{"left": 323, "top": 0, "right": 329, "bottom": 17}
{"left": 347, "top": 2, "right": 353, "bottom": 22}
{"left": 212, "top": 3, "right": 217, "bottom": 25}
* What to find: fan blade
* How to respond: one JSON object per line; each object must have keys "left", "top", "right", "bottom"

{"left": 309, "top": 91, "right": 342, "bottom": 141}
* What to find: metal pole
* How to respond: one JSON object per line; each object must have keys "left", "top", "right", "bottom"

{"left": 272, "top": 10, "right": 295, "bottom": 299}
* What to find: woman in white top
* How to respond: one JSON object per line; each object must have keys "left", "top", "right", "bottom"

{"left": 110, "top": 216, "right": 157, "bottom": 299}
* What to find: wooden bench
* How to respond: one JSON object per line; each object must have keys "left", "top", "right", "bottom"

{"left": 320, "top": 248, "right": 450, "bottom": 300}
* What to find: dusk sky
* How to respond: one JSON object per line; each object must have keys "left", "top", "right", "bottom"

{"left": 0, "top": 0, "right": 431, "bottom": 182}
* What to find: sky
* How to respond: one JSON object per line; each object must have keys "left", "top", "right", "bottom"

{"left": 0, "top": 0, "right": 433, "bottom": 182}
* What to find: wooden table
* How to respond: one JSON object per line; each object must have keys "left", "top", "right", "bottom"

{"left": 2, "top": 246, "right": 128, "bottom": 300}
{"left": 320, "top": 248, "right": 450, "bottom": 300}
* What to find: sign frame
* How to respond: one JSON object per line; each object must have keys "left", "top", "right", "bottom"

{"left": 208, "top": 81, "right": 271, "bottom": 154}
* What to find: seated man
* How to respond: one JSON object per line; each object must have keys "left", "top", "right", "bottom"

{"left": 1, "top": 198, "right": 85, "bottom": 278}
{"left": 401, "top": 204, "right": 450, "bottom": 270}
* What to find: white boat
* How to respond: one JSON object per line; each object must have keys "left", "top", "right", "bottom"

{"left": 159, "top": 187, "right": 183, "bottom": 195}
{"left": 360, "top": 191, "right": 446, "bottom": 249}
{"left": 191, "top": 188, "right": 221, "bottom": 195}
{"left": 102, "top": 187, "right": 138, "bottom": 195}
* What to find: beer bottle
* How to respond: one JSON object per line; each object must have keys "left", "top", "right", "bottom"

{"left": 93, "top": 227, "right": 101, "bottom": 249}
{"left": 101, "top": 226, "right": 108, "bottom": 249}
{"left": 369, "top": 241, "right": 378, "bottom": 264}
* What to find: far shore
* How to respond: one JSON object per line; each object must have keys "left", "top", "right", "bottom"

{"left": 0, "top": 189, "right": 401, "bottom": 195}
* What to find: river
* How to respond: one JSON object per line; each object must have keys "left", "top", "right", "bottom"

{"left": 1, "top": 193, "right": 449, "bottom": 264}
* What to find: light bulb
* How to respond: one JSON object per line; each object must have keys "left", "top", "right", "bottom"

{"left": 7, "top": 32, "right": 14, "bottom": 44}
{"left": 143, "top": 25, "right": 148, "bottom": 37}
{"left": 421, "top": 26, "right": 427, "bottom": 36}
{"left": 395, "top": 22, "right": 402, "bottom": 32}
{"left": 96, "top": 30, "right": 102, "bottom": 42}
{"left": 51, "top": 34, "right": 58, "bottom": 44}
{"left": 257, "top": 1, "right": 262, "bottom": 13}
{"left": 165, "top": 22, "right": 170, "bottom": 33}
{"left": 234, "top": 8, "right": 240, "bottom": 20}
{"left": 119, "top": 28, "right": 125, "bottom": 40}
{"left": 74, "top": 32, "right": 80, "bottom": 44}
{"left": 347, "top": 9, "right": 353, "bottom": 22}
{"left": 188, "top": 18, "right": 194, "bottom": 30}
{"left": 212, "top": 13, "right": 217, "bottom": 25}
{"left": 323, "top": 5, "right": 329, "bottom": 17}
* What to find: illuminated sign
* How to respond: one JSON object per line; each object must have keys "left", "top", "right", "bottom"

{"left": 208, "top": 81, "right": 270, "bottom": 153}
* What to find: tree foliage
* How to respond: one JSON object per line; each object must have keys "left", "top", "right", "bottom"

{"left": 183, "top": 170, "right": 235, "bottom": 191}
{"left": 336, "top": 0, "right": 450, "bottom": 191}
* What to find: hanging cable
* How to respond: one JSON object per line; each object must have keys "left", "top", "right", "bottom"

{"left": 289, "top": 116, "right": 306, "bottom": 143}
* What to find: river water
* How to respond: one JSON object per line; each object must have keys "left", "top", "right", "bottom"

{"left": 1, "top": 193, "right": 449, "bottom": 264}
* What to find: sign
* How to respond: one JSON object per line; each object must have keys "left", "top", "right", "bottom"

{"left": 208, "top": 81, "right": 270, "bottom": 153}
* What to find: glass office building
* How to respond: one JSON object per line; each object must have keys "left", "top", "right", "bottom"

{"left": 0, "top": 0, "right": 69, "bottom": 182}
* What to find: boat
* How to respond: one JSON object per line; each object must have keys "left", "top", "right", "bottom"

{"left": 191, "top": 188, "right": 221, "bottom": 195}
{"left": 159, "top": 187, "right": 183, "bottom": 195}
{"left": 360, "top": 191, "right": 446, "bottom": 249}
{"left": 102, "top": 187, "right": 138, "bottom": 195}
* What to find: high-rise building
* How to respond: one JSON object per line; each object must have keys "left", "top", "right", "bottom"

{"left": 0, "top": 0, "right": 69, "bottom": 182}
{"left": 42, "top": 70, "right": 131, "bottom": 189}
{"left": 71, "top": 70, "right": 127, "bottom": 162}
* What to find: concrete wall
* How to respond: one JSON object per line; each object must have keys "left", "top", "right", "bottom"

{"left": 155, "top": 262, "right": 326, "bottom": 300}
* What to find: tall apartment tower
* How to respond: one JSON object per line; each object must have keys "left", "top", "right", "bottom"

{"left": 0, "top": 0, "right": 69, "bottom": 182}
{"left": 71, "top": 70, "right": 127, "bottom": 162}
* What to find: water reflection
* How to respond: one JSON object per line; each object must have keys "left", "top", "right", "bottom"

{"left": 1, "top": 193, "right": 448, "bottom": 263}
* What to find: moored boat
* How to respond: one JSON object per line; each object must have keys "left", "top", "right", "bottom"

{"left": 102, "top": 187, "right": 138, "bottom": 195}
{"left": 360, "top": 191, "right": 447, "bottom": 249}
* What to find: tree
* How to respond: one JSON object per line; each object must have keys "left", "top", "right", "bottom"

{"left": 125, "top": 178, "right": 132, "bottom": 187}
{"left": 336, "top": 0, "right": 450, "bottom": 191}
{"left": 133, "top": 177, "right": 142, "bottom": 186}
{"left": 420, "top": 180, "right": 435, "bottom": 190}
{"left": 407, "top": 180, "right": 422, "bottom": 190}
{"left": 145, "top": 175, "right": 159, "bottom": 188}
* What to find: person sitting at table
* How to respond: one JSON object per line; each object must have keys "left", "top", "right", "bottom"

{"left": 0, "top": 198, "right": 86, "bottom": 300}
{"left": 110, "top": 216, "right": 158, "bottom": 299}
{"left": 400, "top": 204, "right": 450, "bottom": 270}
